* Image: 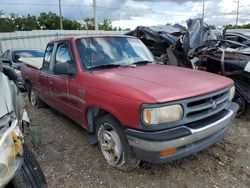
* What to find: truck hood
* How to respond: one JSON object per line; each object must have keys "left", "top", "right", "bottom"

{"left": 92, "top": 64, "right": 233, "bottom": 103}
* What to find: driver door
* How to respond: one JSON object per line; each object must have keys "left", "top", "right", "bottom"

{"left": 49, "top": 42, "right": 79, "bottom": 121}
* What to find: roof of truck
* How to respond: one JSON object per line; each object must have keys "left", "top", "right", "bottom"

{"left": 50, "top": 34, "right": 137, "bottom": 43}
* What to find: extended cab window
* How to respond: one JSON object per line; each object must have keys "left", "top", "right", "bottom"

{"left": 43, "top": 44, "right": 54, "bottom": 70}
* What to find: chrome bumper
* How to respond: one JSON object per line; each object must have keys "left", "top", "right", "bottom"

{"left": 127, "top": 102, "right": 238, "bottom": 152}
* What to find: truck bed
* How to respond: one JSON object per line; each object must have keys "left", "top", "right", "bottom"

{"left": 21, "top": 61, "right": 42, "bottom": 89}
{"left": 20, "top": 57, "right": 43, "bottom": 69}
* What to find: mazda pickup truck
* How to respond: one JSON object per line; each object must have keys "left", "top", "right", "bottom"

{"left": 21, "top": 35, "right": 238, "bottom": 171}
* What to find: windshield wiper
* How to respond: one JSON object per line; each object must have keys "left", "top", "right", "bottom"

{"left": 131, "top": 60, "right": 154, "bottom": 66}
{"left": 90, "top": 64, "right": 122, "bottom": 70}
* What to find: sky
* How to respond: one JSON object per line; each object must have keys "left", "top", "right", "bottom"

{"left": 1, "top": 0, "right": 250, "bottom": 29}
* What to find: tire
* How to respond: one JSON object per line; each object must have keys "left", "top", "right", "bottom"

{"left": 96, "top": 114, "right": 140, "bottom": 171}
{"left": 233, "top": 91, "right": 248, "bottom": 117}
{"left": 28, "top": 86, "right": 44, "bottom": 108}
{"left": 11, "top": 144, "right": 47, "bottom": 188}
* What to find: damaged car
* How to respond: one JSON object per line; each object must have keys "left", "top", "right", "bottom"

{"left": 126, "top": 25, "right": 185, "bottom": 65}
{"left": 0, "top": 62, "right": 47, "bottom": 187}
{"left": 182, "top": 19, "right": 250, "bottom": 116}
{"left": 129, "top": 19, "right": 250, "bottom": 116}
{"left": 222, "top": 32, "right": 250, "bottom": 47}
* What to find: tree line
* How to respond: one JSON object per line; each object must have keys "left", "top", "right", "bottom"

{"left": 0, "top": 11, "right": 126, "bottom": 32}
{"left": 224, "top": 24, "right": 250, "bottom": 29}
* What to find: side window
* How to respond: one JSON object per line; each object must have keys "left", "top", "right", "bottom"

{"left": 225, "top": 35, "right": 239, "bottom": 42}
{"left": 43, "top": 44, "right": 54, "bottom": 70}
{"left": 3, "top": 50, "right": 10, "bottom": 60}
{"left": 55, "top": 43, "right": 72, "bottom": 65}
{"left": 54, "top": 43, "right": 76, "bottom": 75}
{"left": 238, "top": 37, "right": 247, "bottom": 43}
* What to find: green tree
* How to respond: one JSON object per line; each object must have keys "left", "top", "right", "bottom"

{"left": 0, "top": 17, "right": 15, "bottom": 32}
{"left": 225, "top": 23, "right": 250, "bottom": 29}
{"left": 63, "top": 19, "right": 81, "bottom": 30}
{"left": 0, "top": 11, "right": 127, "bottom": 32}
{"left": 0, "top": 11, "right": 15, "bottom": 32}
{"left": 37, "top": 12, "right": 61, "bottom": 30}
{"left": 82, "top": 17, "right": 95, "bottom": 30}
{"left": 99, "top": 19, "right": 114, "bottom": 31}
{"left": 15, "top": 14, "right": 37, "bottom": 31}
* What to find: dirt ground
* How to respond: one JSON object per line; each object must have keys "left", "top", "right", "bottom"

{"left": 24, "top": 100, "right": 250, "bottom": 188}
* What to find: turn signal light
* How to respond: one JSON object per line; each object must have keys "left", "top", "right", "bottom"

{"left": 160, "top": 148, "right": 177, "bottom": 156}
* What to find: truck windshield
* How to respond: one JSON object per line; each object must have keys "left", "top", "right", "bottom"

{"left": 77, "top": 37, "right": 155, "bottom": 70}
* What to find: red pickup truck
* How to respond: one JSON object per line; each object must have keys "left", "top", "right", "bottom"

{"left": 21, "top": 35, "right": 238, "bottom": 171}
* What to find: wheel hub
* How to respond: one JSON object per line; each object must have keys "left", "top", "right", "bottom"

{"left": 30, "top": 90, "right": 36, "bottom": 106}
{"left": 99, "top": 129, "right": 122, "bottom": 165}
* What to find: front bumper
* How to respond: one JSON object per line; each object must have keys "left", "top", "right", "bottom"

{"left": 126, "top": 102, "right": 238, "bottom": 163}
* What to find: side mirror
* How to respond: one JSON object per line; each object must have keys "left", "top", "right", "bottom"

{"left": 53, "top": 63, "right": 76, "bottom": 76}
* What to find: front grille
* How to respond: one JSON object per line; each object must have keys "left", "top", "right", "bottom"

{"left": 182, "top": 88, "right": 230, "bottom": 124}
{"left": 140, "top": 87, "right": 231, "bottom": 131}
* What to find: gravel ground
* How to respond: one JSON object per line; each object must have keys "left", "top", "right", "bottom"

{"left": 24, "top": 100, "right": 250, "bottom": 188}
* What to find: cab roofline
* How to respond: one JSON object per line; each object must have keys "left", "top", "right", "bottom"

{"left": 49, "top": 34, "right": 137, "bottom": 43}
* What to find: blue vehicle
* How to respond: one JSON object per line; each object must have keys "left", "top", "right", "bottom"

{"left": 0, "top": 49, "right": 44, "bottom": 90}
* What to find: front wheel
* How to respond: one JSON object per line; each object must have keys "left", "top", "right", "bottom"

{"left": 10, "top": 144, "right": 47, "bottom": 188}
{"left": 96, "top": 115, "right": 140, "bottom": 171}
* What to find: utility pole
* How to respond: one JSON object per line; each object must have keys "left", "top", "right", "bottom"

{"left": 202, "top": 0, "right": 205, "bottom": 21}
{"left": 59, "top": 0, "right": 63, "bottom": 30}
{"left": 236, "top": 0, "right": 240, "bottom": 29}
{"left": 93, "top": 0, "right": 98, "bottom": 31}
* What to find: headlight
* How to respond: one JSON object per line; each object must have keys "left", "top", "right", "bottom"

{"left": 143, "top": 104, "right": 183, "bottom": 125}
{"left": 229, "top": 86, "right": 235, "bottom": 101}
{"left": 0, "top": 116, "right": 21, "bottom": 185}
{"left": 0, "top": 131, "right": 15, "bottom": 180}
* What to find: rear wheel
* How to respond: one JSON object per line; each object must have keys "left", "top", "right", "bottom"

{"left": 96, "top": 115, "right": 140, "bottom": 171}
{"left": 28, "top": 87, "right": 44, "bottom": 108}
{"left": 10, "top": 144, "right": 47, "bottom": 188}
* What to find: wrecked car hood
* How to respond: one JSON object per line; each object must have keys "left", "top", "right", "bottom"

{"left": 186, "top": 18, "right": 217, "bottom": 50}
{"left": 91, "top": 64, "right": 233, "bottom": 103}
{"left": 0, "top": 72, "right": 24, "bottom": 119}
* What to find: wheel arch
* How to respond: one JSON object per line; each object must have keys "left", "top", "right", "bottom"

{"left": 85, "top": 105, "right": 122, "bottom": 134}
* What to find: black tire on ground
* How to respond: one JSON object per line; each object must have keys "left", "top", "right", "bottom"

{"left": 11, "top": 144, "right": 47, "bottom": 188}
{"left": 95, "top": 114, "right": 140, "bottom": 171}
{"left": 233, "top": 91, "right": 248, "bottom": 117}
{"left": 28, "top": 86, "right": 44, "bottom": 108}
